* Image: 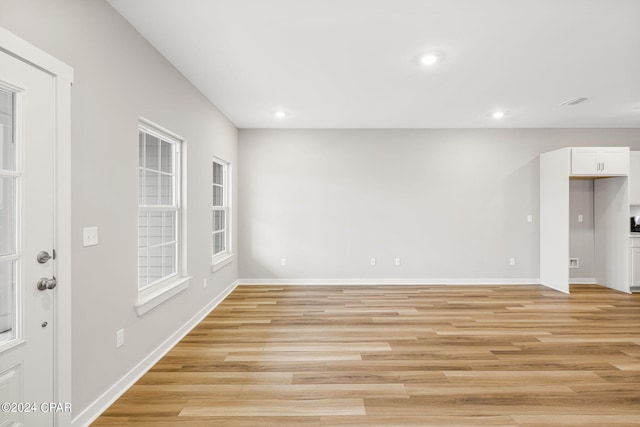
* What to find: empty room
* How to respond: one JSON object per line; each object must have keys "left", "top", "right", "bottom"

{"left": 1, "top": 0, "right": 640, "bottom": 426}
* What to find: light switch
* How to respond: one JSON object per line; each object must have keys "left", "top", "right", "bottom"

{"left": 83, "top": 227, "right": 98, "bottom": 247}
{"left": 578, "top": 214, "right": 584, "bottom": 223}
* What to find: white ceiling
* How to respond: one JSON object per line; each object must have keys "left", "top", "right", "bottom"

{"left": 107, "top": 0, "right": 640, "bottom": 129}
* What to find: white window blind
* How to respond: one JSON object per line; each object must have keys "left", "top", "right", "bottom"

{"left": 138, "top": 124, "right": 180, "bottom": 290}
{"left": 212, "top": 158, "right": 230, "bottom": 261}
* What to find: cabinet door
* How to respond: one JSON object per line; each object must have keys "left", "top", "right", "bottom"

{"left": 571, "top": 148, "right": 629, "bottom": 176}
{"left": 571, "top": 149, "right": 598, "bottom": 175}
{"left": 600, "top": 150, "right": 629, "bottom": 175}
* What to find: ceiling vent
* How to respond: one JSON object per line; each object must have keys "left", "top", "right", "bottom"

{"left": 560, "top": 97, "right": 589, "bottom": 106}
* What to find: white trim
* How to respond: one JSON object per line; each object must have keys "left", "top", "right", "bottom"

{"left": 180, "top": 136, "right": 188, "bottom": 281}
{"left": 0, "top": 254, "right": 20, "bottom": 263}
{"left": 238, "top": 278, "right": 542, "bottom": 286}
{"left": 0, "top": 338, "right": 25, "bottom": 356}
{"left": 138, "top": 117, "right": 183, "bottom": 144}
{"left": 0, "top": 27, "right": 73, "bottom": 82}
{"left": 569, "top": 277, "right": 597, "bottom": 284}
{"left": 135, "top": 276, "right": 192, "bottom": 316}
{"left": 211, "top": 253, "right": 235, "bottom": 273}
{"left": 54, "top": 71, "right": 73, "bottom": 426}
{"left": 1, "top": 25, "right": 74, "bottom": 427}
{"left": 73, "top": 279, "right": 239, "bottom": 427}
{"left": 0, "top": 169, "right": 19, "bottom": 177}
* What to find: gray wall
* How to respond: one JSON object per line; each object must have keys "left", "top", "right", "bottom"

{"left": 569, "top": 180, "right": 595, "bottom": 280}
{"left": 0, "top": 0, "right": 238, "bottom": 416}
{"left": 239, "top": 129, "right": 640, "bottom": 281}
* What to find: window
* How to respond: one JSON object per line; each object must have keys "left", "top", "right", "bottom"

{"left": 212, "top": 157, "right": 233, "bottom": 270}
{"left": 0, "top": 88, "right": 17, "bottom": 347}
{"left": 137, "top": 120, "right": 189, "bottom": 315}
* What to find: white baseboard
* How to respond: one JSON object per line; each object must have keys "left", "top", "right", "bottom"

{"left": 72, "top": 280, "right": 238, "bottom": 427}
{"left": 569, "top": 277, "right": 597, "bottom": 284}
{"left": 238, "top": 278, "right": 541, "bottom": 285}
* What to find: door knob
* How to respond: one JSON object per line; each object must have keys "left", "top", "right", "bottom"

{"left": 37, "top": 276, "right": 57, "bottom": 291}
{"left": 37, "top": 250, "right": 52, "bottom": 264}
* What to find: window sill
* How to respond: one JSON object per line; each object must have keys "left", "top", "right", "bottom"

{"left": 135, "top": 276, "right": 191, "bottom": 316}
{"left": 211, "top": 253, "right": 235, "bottom": 273}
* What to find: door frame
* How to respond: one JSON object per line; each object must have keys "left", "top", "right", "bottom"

{"left": 0, "top": 26, "right": 73, "bottom": 426}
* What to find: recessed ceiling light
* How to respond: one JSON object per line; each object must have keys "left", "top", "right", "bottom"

{"left": 420, "top": 54, "right": 439, "bottom": 65}
{"left": 492, "top": 111, "right": 505, "bottom": 119}
{"left": 274, "top": 110, "right": 288, "bottom": 119}
{"left": 415, "top": 51, "right": 445, "bottom": 67}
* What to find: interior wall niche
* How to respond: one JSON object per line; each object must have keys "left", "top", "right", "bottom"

{"left": 569, "top": 179, "right": 595, "bottom": 282}
{"left": 540, "top": 147, "right": 629, "bottom": 294}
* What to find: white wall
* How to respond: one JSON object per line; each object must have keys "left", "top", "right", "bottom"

{"left": 239, "top": 129, "right": 640, "bottom": 282}
{"left": 0, "top": 0, "right": 238, "bottom": 418}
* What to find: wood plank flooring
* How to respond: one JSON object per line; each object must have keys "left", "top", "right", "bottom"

{"left": 93, "top": 284, "right": 640, "bottom": 426}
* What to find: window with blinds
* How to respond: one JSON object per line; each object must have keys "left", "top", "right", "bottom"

{"left": 138, "top": 123, "right": 181, "bottom": 290}
{"left": 212, "top": 157, "right": 231, "bottom": 263}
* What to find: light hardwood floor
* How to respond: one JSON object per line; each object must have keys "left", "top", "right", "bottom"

{"left": 93, "top": 284, "right": 640, "bottom": 426}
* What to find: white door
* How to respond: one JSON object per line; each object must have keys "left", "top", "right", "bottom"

{"left": 0, "top": 50, "right": 56, "bottom": 426}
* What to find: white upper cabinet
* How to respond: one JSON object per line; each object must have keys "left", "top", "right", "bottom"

{"left": 570, "top": 147, "right": 629, "bottom": 176}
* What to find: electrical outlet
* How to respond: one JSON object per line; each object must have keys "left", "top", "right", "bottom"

{"left": 509, "top": 257, "right": 516, "bottom": 266}
{"left": 578, "top": 214, "right": 584, "bottom": 223}
{"left": 370, "top": 258, "right": 376, "bottom": 266}
{"left": 116, "top": 329, "right": 124, "bottom": 348}
{"left": 395, "top": 258, "right": 401, "bottom": 266}
{"left": 569, "top": 258, "right": 579, "bottom": 268}
{"left": 83, "top": 226, "right": 98, "bottom": 247}
{"left": 203, "top": 278, "right": 207, "bottom": 288}
{"left": 281, "top": 258, "right": 287, "bottom": 266}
